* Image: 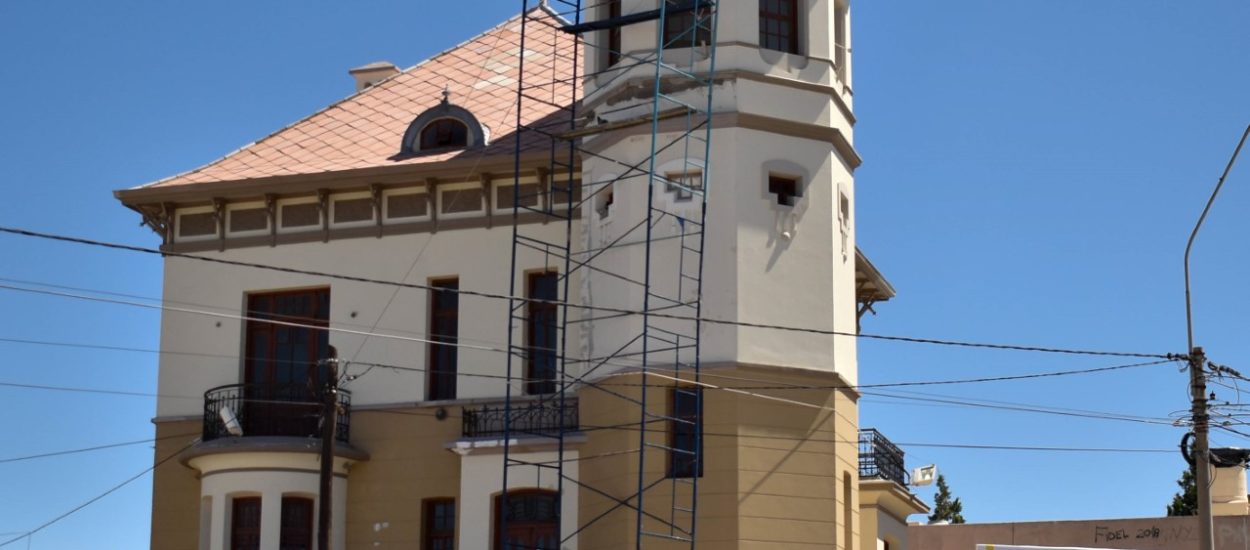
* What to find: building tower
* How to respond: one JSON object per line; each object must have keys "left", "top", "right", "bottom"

{"left": 567, "top": 1, "right": 867, "bottom": 548}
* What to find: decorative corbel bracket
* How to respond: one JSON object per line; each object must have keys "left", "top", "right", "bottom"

{"left": 370, "top": 184, "right": 384, "bottom": 238}
{"left": 425, "top": 178, "right": 439, "bottom": 234}
{"left": 212, "top": 198, "right": 227, "bottom": 251}
{"left": 317, "top": 189, "right": 331, "bottom": 243}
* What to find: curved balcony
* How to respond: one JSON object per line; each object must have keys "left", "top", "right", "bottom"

{"left": 859, "top": 428, "right": 908, "bottom": 486}
{"left": 202, "top": 383, "right": 351, "bottom": 444}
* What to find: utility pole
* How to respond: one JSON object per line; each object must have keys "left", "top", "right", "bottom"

{"left": 1187, "top": 347, "right": 1212, "bottom": 550}
{"left": 317, "top": 356, "right": 339, "bottom": 550}
{"left": 1183, "top": 124, "right": 1248, "bottom": 550}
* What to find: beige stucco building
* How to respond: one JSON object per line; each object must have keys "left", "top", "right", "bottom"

{"left": 116, "top": 2, "right": 925, "bottom": 548}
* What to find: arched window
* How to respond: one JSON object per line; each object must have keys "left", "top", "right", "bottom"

{"left": 401, "top": 93, "right": 488, "bottom": 154}
{"left": 420, "top": 118, "right": 469, "bottom": 150}
{"left": 494, "top": 490, "right": 559, "bottom": 550}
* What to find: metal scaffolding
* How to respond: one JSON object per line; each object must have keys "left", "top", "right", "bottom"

{"left": 503, "top": 1, "right": 719, "bottom": 547}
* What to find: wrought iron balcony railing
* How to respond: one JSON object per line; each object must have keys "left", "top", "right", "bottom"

{"left": 462, "top": 399, "right": 579, "bottom": 438}
{"left": 203, "top": 383, "right": 351, "bottom": 443}
{"left": 859, "top": 428, "right": 908, "bottom": 486}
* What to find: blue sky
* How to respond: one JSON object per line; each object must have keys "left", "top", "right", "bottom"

{"left": 0, "top": 0, "right": 1247, "bottom": 547}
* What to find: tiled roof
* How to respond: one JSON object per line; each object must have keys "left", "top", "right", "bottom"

{"left": 140, "top": 6, "right": 576, "bottom": 189}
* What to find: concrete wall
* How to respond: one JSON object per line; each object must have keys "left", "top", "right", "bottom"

{"left": 909, "top": 516, "right": 1250, "bottom": 550}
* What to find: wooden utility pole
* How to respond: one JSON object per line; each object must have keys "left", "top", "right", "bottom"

{"left": 317, "top": 357, "right": 339, "bottom": 550}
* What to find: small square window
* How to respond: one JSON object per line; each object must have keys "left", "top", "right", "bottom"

{"left": 596, "top": 184, "right": 615, "bottom": 219}
{"left": 665, "top": 172, "right": 702, "bottom": 202}
{"left": 768, "top": 175, "right": 800, "bottom": 206}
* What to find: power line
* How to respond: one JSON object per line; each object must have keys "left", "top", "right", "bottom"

{"left": 0, "top": 432, "right": 198, "bottom": 465}
{"left": 357, "top": 408, "right": 1175, "bottom": 454}
{"left": 0, "top": 226, "right": 1175, "bottom": 359}
{"left": 0, "top": 438, "right": 199, "bottom": 548}
{"left": 0, "top": 332, "right": 1179, "bottom": 404}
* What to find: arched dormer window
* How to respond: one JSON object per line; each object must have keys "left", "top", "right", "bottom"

{"left": 420, "top": 118, "right": 468, "bottom": 150}
{"left": 401, "top": 88, "right": 488, "bottom": 154}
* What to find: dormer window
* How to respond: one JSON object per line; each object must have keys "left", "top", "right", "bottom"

{"left": 400, "top": 88, "right": 488, "bottom": 154}
{"left": 420, "top": 119, "right": 469, "bottom": 150}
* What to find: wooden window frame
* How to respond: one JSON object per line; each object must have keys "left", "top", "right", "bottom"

{"left": 759, "top": 0, "right": 801, "bottom": 55}
{"left": 428, "top": 278, "right": 460, "bottom": 401}
{"left": 422, "top": 498, "right": 456, "bottom": 550}
{"left": 280, "top": 496, "right": 314, "bottom": 550}
{"left": 231, "top": 496, "right": 263, "bottom": 550}
{"left": 526, "top": 271, "right": 559, "bottom": 395}
{"left": 492, "top": 489, "right": 560, "bottom": 550}
{"left": 605, "top": 0, "right": 622, "bottom": 67}
{"left": 663, "top": 4, "right": 713, "bottom": 48}
{"left": 667, "top": 386, "right": 703, "bottom": 478}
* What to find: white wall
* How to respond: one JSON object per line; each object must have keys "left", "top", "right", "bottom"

{"left": 193, "top": 452, "right": 352, "bottom": 550}
{"left": 580, "top": 122, "right": 858, "bottom": 384}
{"left": 458, "top": 449, "right": 580, "bottom": 550}
{"left": 157, "top": 222, "right": 578, "bottom": 417}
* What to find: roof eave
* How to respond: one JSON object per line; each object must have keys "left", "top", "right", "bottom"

{"left": 114, "top": 150, "right": 559, "bottom": 207}
{"left": 855, "top": 247, "right": 897, "bottom": 302}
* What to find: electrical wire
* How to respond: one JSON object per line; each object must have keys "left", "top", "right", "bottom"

{"left": 0, "top": 432, "right": 199, "bottom": 465}
{"left": 0, "top": 332, "right": 1180, "bottom": 406}
{"left": 358, "top": 408, "right": 1176, "bottom": 454}
{"left": 0, "top": 226, "right": 1176, "bottom": 360}
{"left": 0, "top": 438, "right": 200, "bottom": 548}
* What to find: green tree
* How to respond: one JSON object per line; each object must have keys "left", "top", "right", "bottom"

{"left": 928, "top": 474, "right": 966, "bottom": 524}
{"left": 1167, "top": 464, "right": 1198, "bottom": 516}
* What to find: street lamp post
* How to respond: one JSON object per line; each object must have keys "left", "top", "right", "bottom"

{"left": 1183, "top": 123, "right": 1249, "bottom": 550}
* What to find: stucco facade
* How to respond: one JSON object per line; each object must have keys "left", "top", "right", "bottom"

{"left": 120, "top": 1, "right": 921, "bottom": 548}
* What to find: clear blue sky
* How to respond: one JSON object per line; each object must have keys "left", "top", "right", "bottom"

{"left": 0, "top": 1, "right": 1247, "bottom": 547}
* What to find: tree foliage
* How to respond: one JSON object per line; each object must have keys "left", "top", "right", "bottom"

{"left": 928, "top": 474, "right": 966, "bottom": 524}
{"left": 1167, "top": 464, "right": 1198, "bottom": 516}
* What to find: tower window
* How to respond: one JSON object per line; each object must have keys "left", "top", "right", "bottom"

{"left": 605, "top": 0, "right": 622, "bottom": 66}
{"left": 665, "top": 171, "right": 703, "bottom": 202}
{"left": 596, "top": 183, "right": 615, "bottom": 218}
{"left": 668, "top": 387, "right": 703, "bottom": 478}
{"left": 768, "top": 174, "right": 801, "bottom": 206}
{"left": 760, "top": 0, "right": 800, "bottom": 54}
{"left": 663, "top": 3, "right": 713, "bottom": 47}
{"left": 420, "top": 119, "right": 469, "bottom": 150}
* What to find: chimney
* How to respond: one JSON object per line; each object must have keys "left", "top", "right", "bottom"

{"left": 348, "top": 61, "right": 400, "bottom": 92}
{"left": 1210, "top": 448, "right": 1250, "bottom": 516}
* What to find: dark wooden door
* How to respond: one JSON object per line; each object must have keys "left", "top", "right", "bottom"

{"left": 243, "top": 288, "right": 330, "bottom": 437}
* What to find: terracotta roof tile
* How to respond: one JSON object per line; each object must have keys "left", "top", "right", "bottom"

{"left": 139, "top": 6, "right": 576, "bottom": 189}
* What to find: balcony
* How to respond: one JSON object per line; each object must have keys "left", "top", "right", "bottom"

{"left": 859, "top": 428, "right": 908, "bottom": 486}
{"left": 462, "top": 398, "right": 579, "bottom": 438}
{"left": 203, "top": 383, "right": 351, "bottom": 444}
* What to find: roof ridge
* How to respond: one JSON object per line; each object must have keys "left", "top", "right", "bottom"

{"left": 130, "top": 5, "right": 559, "bottom": 190}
